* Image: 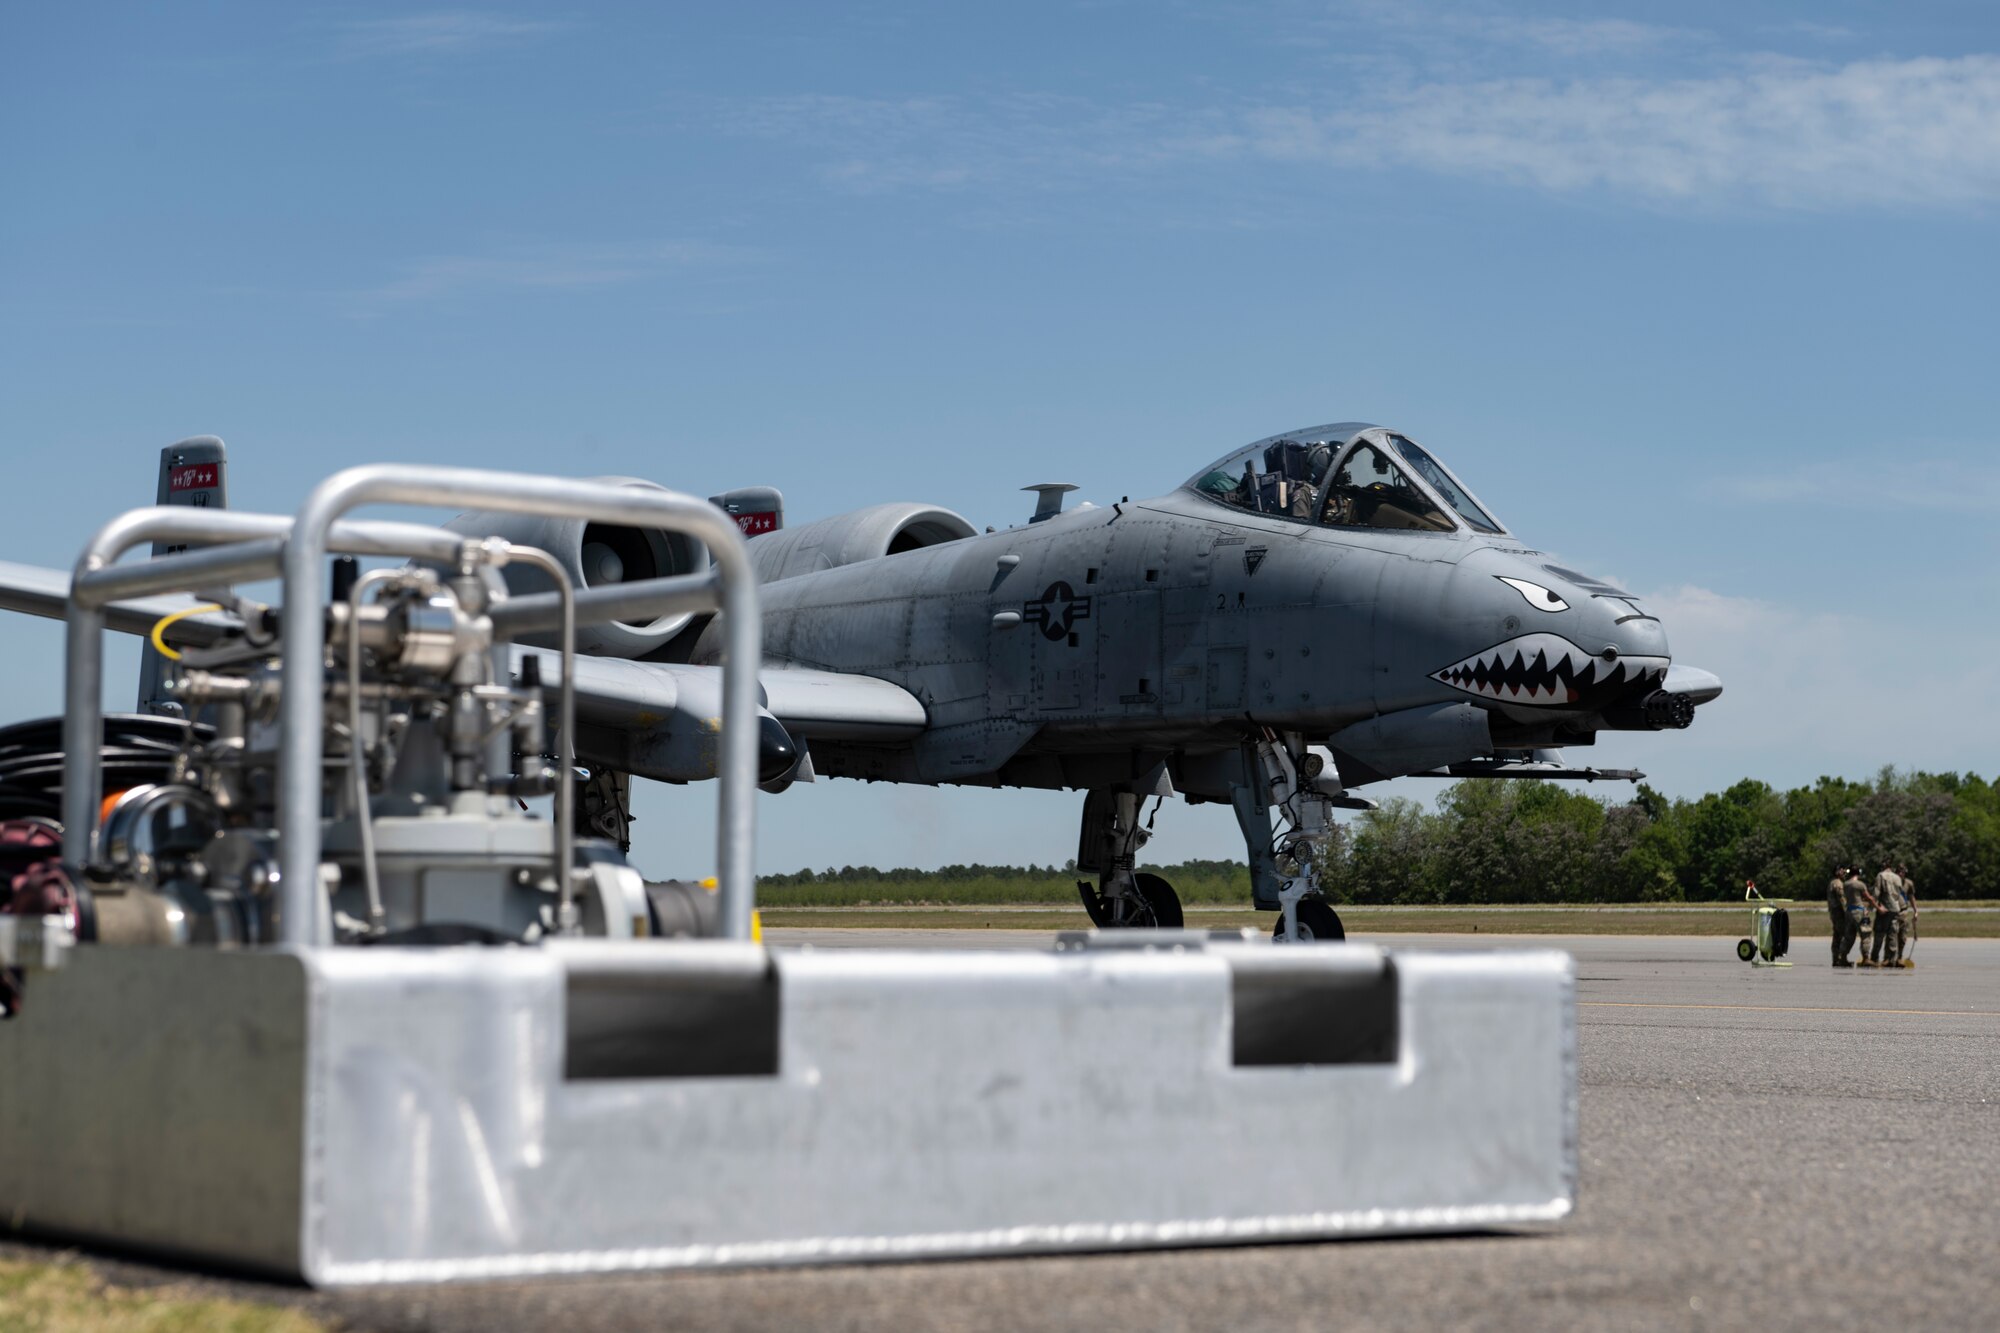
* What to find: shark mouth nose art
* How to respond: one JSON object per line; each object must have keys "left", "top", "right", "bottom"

{"left": 1433, "top": 633, "right": 1668, "bottom": 707}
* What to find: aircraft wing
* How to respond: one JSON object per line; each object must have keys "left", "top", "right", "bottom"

{"left": 0, "top": 557, "right": 927, "bottom": 784}
{"left": 516, "top": 650, "right": 928, "bottom": 785}
{"left": 539, "top": 651, "right": 926, "bottom": 742}
{"left": 0, "top": 559, "right": 240, "bottom": 648}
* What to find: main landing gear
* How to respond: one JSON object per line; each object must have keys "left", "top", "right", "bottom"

{"left": 575, "top": 767, "right": 633, "bottom": 853}
{"left": 1073, "top": 732, "right": 1347, "bottom": 942}
{"left": 1075, "top": 789, "right": 1184, "bottom": 928}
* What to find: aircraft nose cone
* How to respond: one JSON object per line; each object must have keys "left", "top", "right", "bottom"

{"left": 1605, "top": 606, "right": 1668, "bottom": 657}
{"left": 1429, "top": 555, "right": 1672, "bottom": 710}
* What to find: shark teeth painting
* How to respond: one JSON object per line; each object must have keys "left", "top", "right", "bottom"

{"left": 1432, "top": 633, "right": 1669, "bottom": 708}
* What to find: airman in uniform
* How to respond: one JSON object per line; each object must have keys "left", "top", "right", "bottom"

{"left": 1827, "top": 867, "right": 1853, "bottom": 967}
{"left": 1843, "top": 868, "right": 1877, "bottom": 967}
{"left": 1897, "top": 866, "right": 1918, "bottom": 969}
{"left": 1871, "top": 862, "right": 1907, "bottom": 967}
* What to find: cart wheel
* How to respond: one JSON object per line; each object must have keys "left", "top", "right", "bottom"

{"left": 1737, "top": 938, "right": 1757, "bottom": 962}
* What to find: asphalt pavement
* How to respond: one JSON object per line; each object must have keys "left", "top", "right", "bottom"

{"left": 7, "top": 933, "right": 1996, "bottom": 1331}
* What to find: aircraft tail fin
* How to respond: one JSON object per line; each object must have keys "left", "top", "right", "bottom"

{"left": 709, "top": 486, "right": 783, "bottom": 537}
{"left": 135, "top": 437, "right": 228, "bottom": 715}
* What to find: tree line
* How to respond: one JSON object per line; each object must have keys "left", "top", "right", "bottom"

{"left": 1319, "top": 768, "right": 1998, "bottom": 904}
{"left": 754, "top": 769, "right": 1999, "bottom": 906}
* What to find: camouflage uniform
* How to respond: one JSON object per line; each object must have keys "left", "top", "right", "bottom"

{"left": 1872, "top": 870, "right": 1907, "bottom": 965}
{"left": 1827, "top": 875, "right": 1851, "bottom": 965}
{"left": 1843, "top": 874, "right": 1876, "bottom": 966}
{"left": 1898, "top": 873, "right": 1918, "bottom": 968}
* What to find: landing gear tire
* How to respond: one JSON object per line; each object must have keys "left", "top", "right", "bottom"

{"left": 1737, "top": 938, "right": 1757, "bottom": 962}
{"left": 1135, "top": 873, "right": 1182, "bottom": 928}
{"left": 1275, "top": 897, "right": 1345, "bottom": 942}
{"left": 1078, "top": 873, "right": 1182, "bottom": 929}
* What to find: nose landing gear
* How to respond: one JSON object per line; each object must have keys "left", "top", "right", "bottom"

{"left": 1240, "top": 733, "right": 1345, "bottom": 943}
{"left": 1278, "top": 895, "right": 1345, "bottom": 942}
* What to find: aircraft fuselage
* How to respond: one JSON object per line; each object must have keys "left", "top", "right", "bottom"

{"left": 694, "top": 488, "right": 1672, "bottom": 795}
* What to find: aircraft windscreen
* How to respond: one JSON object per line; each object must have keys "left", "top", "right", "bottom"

{"left": 1191, "top": 438, "right": 1336, "bottom": 521}
{"left": 1388, "top": 436, "right": 1503, "bottom": 534}
{"left": 1321, "top": 444, "right": 1453, "bottom": 532}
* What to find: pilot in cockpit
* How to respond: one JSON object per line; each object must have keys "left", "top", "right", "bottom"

{"left": 1190, "top": 428, "right": 1502, "bottom": 535}
{"left": 1246, "top": 439, "right": 1332, "bottom": 520}
{"left": 1284, "top": 443, "right": 1332, "bottom": 520}
{"left": 1321, "top": 443, "right": 1453, "bottom": 532}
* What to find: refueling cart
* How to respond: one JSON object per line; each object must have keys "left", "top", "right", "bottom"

{"left": 0, "top": 460, "right": 1578, "bottom": 1286}
{"left": 1737, "top": 881, "right": 1792, "bottom": 966}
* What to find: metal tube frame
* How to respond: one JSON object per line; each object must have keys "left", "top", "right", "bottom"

{"left": 61, "top": 510, "right": 471, "bottom": 866}
{"left": 497, "top": 544, "right": 577, "bottom": 923}
{"left": 277, "top": 466, "right": 760, "bottom": 944}
{"left": 344, "top": 567, "right": 405, "bottom": 935}
{"left": 487, "top": 568, "right": 720, "bottom": 640}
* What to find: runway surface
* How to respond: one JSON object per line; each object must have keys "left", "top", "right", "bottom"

{"left": 8, "top": 933, "right": 1997, "bottom": 1330}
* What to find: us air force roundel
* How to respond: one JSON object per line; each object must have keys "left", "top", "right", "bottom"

{"left": 1025, "top": 581, "right": 1093, "bottom": 641}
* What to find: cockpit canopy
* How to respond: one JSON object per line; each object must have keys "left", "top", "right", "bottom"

{"left": 1185, "top": 423, "right": 1505, "bottom": 535}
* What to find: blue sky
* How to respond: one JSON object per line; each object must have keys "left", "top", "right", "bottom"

{"left": 3, "top": 3, "right": 1997, "bottom": 877}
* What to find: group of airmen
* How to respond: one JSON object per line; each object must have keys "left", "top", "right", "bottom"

{"left": 1827, "top": 862, "right": 1918, "bottom": 968}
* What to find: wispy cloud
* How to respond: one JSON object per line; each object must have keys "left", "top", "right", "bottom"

{"left": 1230, "top": 55, "right": 2000, "bottom": 207}
{"left": 1775, "top": 21, "right": 1859, "bottom": 45}
{"left": 336, "top": 11, "right": 566, "bottom": 58}
{"left": 1724, "top": 456, "right": 2000, "bottom": 514}
{"left": 1315, "top": 2, "right": 1701, "bottom": 61}
{"left": 1629, "top": 586, "right": 2000, "bottom": 786}
{"left": 717, "top": 53, "right": 2000, "bottom": 212}
{"left": 716, "top": 93, "right": 1201, "bottom": 197}
{"left": 342, "top": 240, "right": 748, "bottom": 314}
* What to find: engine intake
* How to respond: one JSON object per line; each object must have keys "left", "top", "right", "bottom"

{"left": 748, "top": 502, "right": 976, "bottom": 583}
{"left": 447, "top": 478, "right": 709, "bottom": 658}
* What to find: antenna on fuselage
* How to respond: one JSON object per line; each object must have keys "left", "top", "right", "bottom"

{"left": 1023, "top": 483, "right": 1079, "bottom": 523}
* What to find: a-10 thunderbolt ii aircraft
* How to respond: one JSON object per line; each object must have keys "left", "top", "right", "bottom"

{"left": 0, "top": 424, "right": 1721, "bottom": 940}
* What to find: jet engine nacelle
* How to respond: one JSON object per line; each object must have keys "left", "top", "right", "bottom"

{"left": 748, "top": 503, "right": 976, "bottom": 583}
{"left": 447, "top": 477, "right": 709, "bottom": 659}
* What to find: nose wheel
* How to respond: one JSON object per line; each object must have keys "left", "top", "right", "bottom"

{"left": 1275, "top": 896, "right": 1345, "bottom": 942}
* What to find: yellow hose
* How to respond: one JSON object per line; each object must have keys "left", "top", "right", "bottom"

{"left": 147, "top": 603, "right": 222, "bottom": 661}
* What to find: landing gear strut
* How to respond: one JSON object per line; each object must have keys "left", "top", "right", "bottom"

{"left": 1233, "top": 733, "right": 1345, "bottom": 943}
{"left": 1075, "top": 789, "right": 1183, "bottom": 928}
{"left": 575, "top": 767, "right": 633, "bottom": 854}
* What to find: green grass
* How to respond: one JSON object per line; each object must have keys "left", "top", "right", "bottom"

{"left": 757, "top": 867, "right": 1254, "bottom": 908}
{"left": 0, "top": 1256, "right": 323, "bottom": 1333}
{"left": 760, "top": 902, "right": 2000, "bottom": 937}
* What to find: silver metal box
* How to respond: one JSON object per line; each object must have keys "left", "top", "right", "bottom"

{"left": 0, "top": 936, "right": 1575, "bottom": 1285}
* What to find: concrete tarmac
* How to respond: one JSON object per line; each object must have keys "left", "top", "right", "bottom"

{"left": 8, "top": 933, "right": 1997, "bottom": 1330}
